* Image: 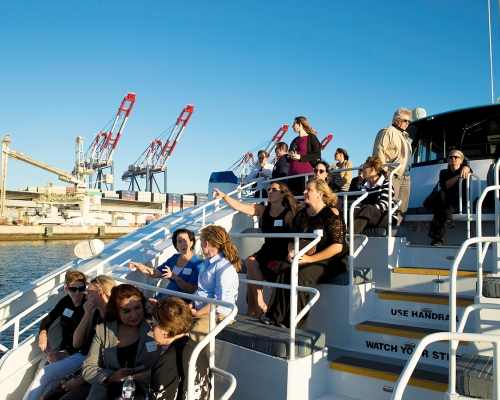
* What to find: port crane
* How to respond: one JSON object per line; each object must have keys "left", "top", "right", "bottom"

{"left": 229, "top": 124, "right": 289, "bottom": 179}
{"left": 74, "top": 92, "right": 136, "bottom": 190}
{"left": 121, "top": 104, "right": 194, "bottom": 193}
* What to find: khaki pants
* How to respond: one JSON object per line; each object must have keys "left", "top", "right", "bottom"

{"left": 393, "top": 174, "right": 410, "bottom": 225}
{"left": 190, "top": 313, "right": 233, "bottom": 343}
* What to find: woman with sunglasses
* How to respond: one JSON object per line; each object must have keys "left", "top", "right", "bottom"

{"left": 287, "top": 116, "right": 322, "bottom": 196}
{"left": 190, "top": 225, "right": 241, "bottom": 342}
{"left": 149, "top": 297, "right": 211, "bottom": 400}
{"left": 83, "top": 284, "right": 161, "bottom": 400}
{"left": 23, "top": 270, "right": 88, "bottom": 400}
{"left": 428, "top": 150, "right": 471, "bottom": 246}
{"left": 352, "top": 156, "right": 397, "bottom": 234}
{"left": 331, "top": 148, "right": 353, "bottom": 192}
{"left": 313, "top": 160, "right": 343, "bottom": 210}
{"left": 130, "top": 229, "right": 201, "bottom": 301}
{"left": 213, "top": 182, "right": 297, "bottom": 318}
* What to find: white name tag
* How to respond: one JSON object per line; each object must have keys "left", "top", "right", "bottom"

{"left": 62, "top": 308, "right": 74, "bottom": 318}
{"left": 183, "top": 268, "right": 192, "bottom": 275}
{"left": 146, "top": 341, "right": 158, "bottom": 352}
{"left": 274, "top": 220, "right": 283, "bottom": 227}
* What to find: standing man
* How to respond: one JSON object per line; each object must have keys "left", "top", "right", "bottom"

{"left": 244, "top": 150, "right": 273, "bottom": 198}
{"left": 372, "top": 107, "right": 412, "bottom": 225}
{"left": 271, "top": 142, "right": 289, "bottom": 180}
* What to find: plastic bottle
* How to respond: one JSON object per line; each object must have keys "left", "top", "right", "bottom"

{"left": 122, "top": 375, "right": 135, "bottom": 399}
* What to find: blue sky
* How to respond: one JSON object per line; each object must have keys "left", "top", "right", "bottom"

{"left": 0, "top": 1, "right": 497, "bottom": 194}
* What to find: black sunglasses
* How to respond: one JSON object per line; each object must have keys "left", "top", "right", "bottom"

{"left": 67, "top": 286, "right": 86, "bottom": 293}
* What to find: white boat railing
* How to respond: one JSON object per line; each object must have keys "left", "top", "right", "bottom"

{"left": 113, "top": 277, "right": 237, "bottom": 400}
{"left": 233, "top": 230, "right": 322, "bottom": 361}
{"left": 457, "top": 172, "right": 481, "bottom": 238}
{"left": 392, "top": 331, "right": 500, "bottom": 400}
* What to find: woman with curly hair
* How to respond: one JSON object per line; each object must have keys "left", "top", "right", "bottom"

{"left": 262, "top": 178, "right": 349, "bottom": 329}
{"left": 213, "top": 181, "right": 297, "bottom": 318}
{"left": 190, "top": 225, "right": 241, "bottom": 342}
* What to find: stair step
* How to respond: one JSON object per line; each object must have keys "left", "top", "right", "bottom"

{"left": 376, "top": 289, "right": 474, "bottom": 308}
{"left": 329, "top": 355, "right": 448, "bottom": 393}
{"left": 356, "top": 320, "right": 468, "bottom": 345}
{"left": 393, "top": 267, "right": 485, "bottom": 277}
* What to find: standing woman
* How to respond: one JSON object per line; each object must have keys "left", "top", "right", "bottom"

{"left": 262, "top": 178, "right": 349, "bottom": 329}
{"left": 428, "top": 150, "right": 471, "bottom": 246}
{"left": 330, "top": 148, "right": 353, "bottom": 191}
{"left": 130, "top": 229, "right": 201, "bottom": 299}
{"left": 149, "top": 297, "right": 211, "bottom": 400}
{"left": 213, "top": 182, "right": 297, "bottom": 318}
{"left": 82, "top": 284, "right": 162, "bottom": 400}
{"left": 287, "top": 116, "right": 322, "bottom": 196}
{"left": 190, "top": 225, "right": 241, "bottom": 342}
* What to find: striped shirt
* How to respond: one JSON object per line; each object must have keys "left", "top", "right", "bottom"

{"left": 360, "top": 175, "right": 395, "bottom": 214}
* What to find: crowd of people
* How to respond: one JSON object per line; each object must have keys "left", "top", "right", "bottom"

{"left": 24, "top": 109, "right": 486, "bottom": 399}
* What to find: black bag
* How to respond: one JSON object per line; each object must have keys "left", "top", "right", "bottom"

{"left": 423, "top": 183, "right": 440, "bottom": 208}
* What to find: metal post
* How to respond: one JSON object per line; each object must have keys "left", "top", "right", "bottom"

{"left": 1, "top": 136, "right": 11, "bottom": 218}
{"left": 488, "top": 0, "right": 495, "bottom": 103}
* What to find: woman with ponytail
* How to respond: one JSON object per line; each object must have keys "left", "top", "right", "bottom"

{"left": 213, "top": 182, "right": 297, "bottom": 318}
{"left": 190, "top": 225, "right": 240, "bottom": 342}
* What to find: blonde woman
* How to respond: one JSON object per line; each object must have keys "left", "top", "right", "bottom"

{"left": 190, "top": 225, "right": 241, "bottom": 342}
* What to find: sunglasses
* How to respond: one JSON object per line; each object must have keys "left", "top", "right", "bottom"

{"left": 268, "top": 187, "right": 281, "bottom": 193}
{"left": 449, "top": 155, "right": 461, "bottom": 160}
{"left": 67, "top": 286, "right": 86, "bottom": 293}
{"left": 398, "top": 118, "right": 411, "bottom": 123}
{"left": 314, "top": 168, "right": 326, "bottom": 173}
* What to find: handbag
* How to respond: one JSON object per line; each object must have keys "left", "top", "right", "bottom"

{"left": 288, "top": 239, "right": 317, "bottom": 256}
{"left": 423, "top": 182, "right": 440, "bottom": 208}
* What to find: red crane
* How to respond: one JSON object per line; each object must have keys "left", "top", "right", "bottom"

{"left": 320, "top": 134, "right": 334, "bottom": 150}
{"left": 229, "top": 124, "right": 289, "bottom": 178}
{"left": 83, "top": 92, "right": 136, "bottom": 189}
{"left": 121, "top": 104, "right": 194, "bottom": 193}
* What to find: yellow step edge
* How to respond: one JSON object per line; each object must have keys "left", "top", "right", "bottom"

{"left": 355, "top": 323, "right": 469, "bottom": 345}
{"left": 394, "top": 267, "right": 486, "bottom": 277}
{"left": 329, "top": 362, "right": 447, "bottom": 392}
{"left": 377, "top": 292, "right": 473, "bottom": 308}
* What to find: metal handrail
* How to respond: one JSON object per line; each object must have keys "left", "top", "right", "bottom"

{"left": 392, "top": 331, "right": 500, "bottom": 400}
{"left": 113, "top": 278, "right": 238, "bottom": 400}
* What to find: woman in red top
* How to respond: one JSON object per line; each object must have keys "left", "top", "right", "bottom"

{"left": 287, "top": 116, "right": 322, "bottom": 196}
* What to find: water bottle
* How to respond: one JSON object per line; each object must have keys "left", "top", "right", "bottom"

{"left": 122, "top": 375, "right": 135, "bottom": 399}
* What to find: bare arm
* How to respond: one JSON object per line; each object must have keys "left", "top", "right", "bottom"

{"left": 213, "top": 188, "right": 264, "bottom": 217}
{"left": 73, "top": 304, "right": 95, "bottom": 350}
{"left": 284, "top": 211, "right": 295, "bottom": 230}
{"left": 297, "top": 243, "right": 343, "bottom": 265}
{"left": 161, "top": 266, "right": 198, "bottom": 294}
{"left": 130, "top": 262, "right": 163, "bottom": 278}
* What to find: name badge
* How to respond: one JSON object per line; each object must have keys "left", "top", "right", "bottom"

{"left": 274, "top": 220, "right": 283, "bottom": 227}
{"left": 62, "top": 308, "right": 74, "bottom": 318}
{"left": 183, "top": 268, "right": 192, "bottom": 275}
{"left": 146, "top": 341, "right": 158, "bottom": 352}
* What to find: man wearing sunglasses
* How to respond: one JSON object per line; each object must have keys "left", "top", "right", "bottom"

{"left": 372, "top": 107, "right": 413, "bottom": 225}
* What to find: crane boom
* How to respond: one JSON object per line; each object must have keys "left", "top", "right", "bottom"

{"left": 320, "top": 134, "right": 334, "bottom": 150}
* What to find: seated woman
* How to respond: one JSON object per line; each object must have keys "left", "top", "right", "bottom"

{"left": 130, "top": 229, "right": 201, "bottom": 300}
{"left": 330, "top": 148, "right": 353, "bottom": 191}
{"left": 39, "top": 275, "right": 117, "bottom": 400}
{"left": 190, "top": 225, "right": 241, "bottom": 342}
{"left": 262, "top": 178, "right": 349, "bottom": 329}
{"left": 82, "top": 284, "right": 162, "bottom": 400}
{"left": 352, "top": 156, "right": 396, "bottom": 234}
{"left": 428, "top": 150, "right": 471, "bottom": 246}
{"left": 313, "top": 160, "right": 342, "bottom": 209}
{"left": 348, "top": 168, "right": 365, "bottom": 192}
{"left": 149, "top": 296, "right": 211, "bottom": 400}
{"left": 23, "top": 270, "right": 88, "bottom": 400}
{"left": 213, "top": 182, "right": 296, "bottom": 318}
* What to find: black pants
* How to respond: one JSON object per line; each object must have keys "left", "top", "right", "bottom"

{"left": 428, "top": 190, "right": 454, "bottom": 240}
{"left": 353, "top": 204, "right": 389, "bottom": 234}
{"left": 266, "top": 260, "right": 339, "bottom": 329}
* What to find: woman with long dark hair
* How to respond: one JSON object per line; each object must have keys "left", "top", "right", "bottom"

{"left": 82, "top": 284, "right": 161, "bottom": 400}
{"left": 213, "top": 181, "right": 297, "bottom": 317}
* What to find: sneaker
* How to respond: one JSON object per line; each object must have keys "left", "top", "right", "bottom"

{"left": 430, "top": 239, "right": 443, "bottom": 246}
{"left": 444, "top": 219, "right": 455, "bottom": 229}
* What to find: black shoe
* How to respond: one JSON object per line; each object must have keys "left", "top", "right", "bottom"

{"left": 444, "top": 219, "right": 455, "bottom": 229}
{"left": 430, "top": 239, "right": 443, "bottom": 246}
{"left": 259, "top": 315, "right": 274, "bottom": 326}
{"left": 275, "top": 320, "right": 287, "bottom": 329}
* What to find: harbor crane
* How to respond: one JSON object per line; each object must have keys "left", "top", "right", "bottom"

{"left": 121, "top": 104, "right": 194, "bottom": 193}
{"left": 229, "top": 124, "right": 289, "bottom": 179}
{"left": 74, "top": 92, "right": 136, "bottom": 190}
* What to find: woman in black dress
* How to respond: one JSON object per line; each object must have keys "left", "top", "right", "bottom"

{"left": 213, "top": 182, "right": 297, "bottom": 318}
{"left": 428, "top": 150, "right": 471, "bottom": 246}
{"left": 149, "top": 296, "right": 211, "bottom": 400}
{"left": 261, "top": 178, "right": 349, "bottom": 329}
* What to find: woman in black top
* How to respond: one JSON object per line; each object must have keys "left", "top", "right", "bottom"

{"left": 428, "top": 150, "right": 471, "bottom": 246}
{"left": 149, "top": 297, "right": 211, "bottom": 400}
{"left": 262, "top": 178, "right": 349, "bottom": 329}
{"left": 213, "top": 182, "right": 297, "bottom": 318}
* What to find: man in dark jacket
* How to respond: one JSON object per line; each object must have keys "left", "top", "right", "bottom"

{"left": 272, "top": 142, "right": 289, "bottom": 180}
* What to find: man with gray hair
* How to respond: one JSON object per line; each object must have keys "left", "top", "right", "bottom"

{"left": 372, "top": 107, "right": 412, "bottom": 225}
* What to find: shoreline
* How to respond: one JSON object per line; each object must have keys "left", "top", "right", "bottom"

{"left": 0, "top": 226, "right": 139, "bottom": 241}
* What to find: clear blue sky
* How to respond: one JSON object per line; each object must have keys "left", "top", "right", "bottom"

{"left": 0, "top": 1, "right": 498, "bottom": 194}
